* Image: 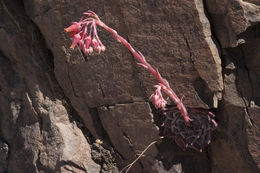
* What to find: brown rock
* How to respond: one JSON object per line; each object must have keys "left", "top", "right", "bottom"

{"left": 98, "top": 102, "right": 159, "bottom": 172}
{"left": 1, "top": 0, "right": 260, "bottom": 172}
{"left": 204, "top": 1, "right": 260, "bottom": 169}
{"left": 120, "top": 0, "right": 223, "bottom": 108}
{"left": 0, "top": 0, "right": 100, "bottom": 172}
{"left": 247, "top": 106, "right": 260, "bottom": 169}
{"left": 209, "top": 38, "right": 260, "bottom": 172}
{"left": 0, "top": 139, "right": 8, "bottom": 173}
{"left": 205, "top": 0, "right": 260, "bottom": 48}
{"left": 19, "top": 0, "right": 223, "bottom": 171}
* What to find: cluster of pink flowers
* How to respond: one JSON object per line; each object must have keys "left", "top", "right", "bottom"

{"left": 64, "top": 11, "right": 105, "bottom": 55}
{"left": 150, "top": 84, "right": 167, "bottom": 109}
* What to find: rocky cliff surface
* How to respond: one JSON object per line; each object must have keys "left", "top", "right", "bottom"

{"left": 0, "top": 0, "right": 259, "bottom": 172}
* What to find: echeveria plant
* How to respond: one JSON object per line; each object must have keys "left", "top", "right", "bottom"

{"left": 64, "top": 10, "right": 217, "bottom": 152}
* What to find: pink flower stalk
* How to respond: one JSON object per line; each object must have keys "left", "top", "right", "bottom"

{"left": 64, "top": 10, "right": 191, "bottom": 123}
{"left": 65, "top": 10, "right": 218, "bottom": 152}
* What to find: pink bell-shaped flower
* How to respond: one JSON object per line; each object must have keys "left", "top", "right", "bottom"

{"left": 91, "top": 38, "right": 99, "bottom": 51}
{"left": 84, "top": 36, "right": 92, "bottom": 48}
{"left": 150, "top": 85, "right": 167, "bottom": 109}
{"left": 70, "top": 33, "right": 81, "bottom": 49}
{"left": 64, "top": 22, "right": 81, "bottom": 33}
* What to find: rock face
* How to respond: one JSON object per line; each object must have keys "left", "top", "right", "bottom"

{"left": 0, "top": 138, "right": 8, "bottom": 173}
{"left": 0, "top": 0, "right": 259, "bottom": 173}
{"left": 0, "top": 0, "right": 100, "bottom": 172}
{"left": 205, "top": 0, "right": 260, "bottom": 48}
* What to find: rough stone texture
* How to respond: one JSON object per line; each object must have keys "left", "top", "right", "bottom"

{"left": 247, "top": 106, "right": 260, "bottom": 169}
{"left": 157, "top": 140, "right": 211, "bottom": 173}
{"left": 118, "top": 0, "right": 223, "bottom": 109}
{"left": 20, "top": 0, "right": 222, "bottom": 172}
{"left": 209, "top": 25, "right": 260, "bottom": 172}
{"left": 0, "top": 0, "right": 260, "bottom": 173}
{"left": 91, "top": 143, "right": 119, "bottom": 173}
{"left": 0, "top": 0, "right": 100, "bottom": 172}
{"left": 209, "top": 69, "right": 258, "bottom": 173}
{"left": 98, "top": 102, "right": 159, "bottom": 172}
{"left": 205, "top": 0, "right": 260, "bottom": 48}
{"left": 0, "top": 138, "right": 8, "bottom": 173}
{"left": 204, "top": 1, "right": 260, "bottom": 171}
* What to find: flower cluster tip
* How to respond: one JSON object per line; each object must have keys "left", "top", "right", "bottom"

{"left": 64, "top": 11, "right": 105, "bottom": 55}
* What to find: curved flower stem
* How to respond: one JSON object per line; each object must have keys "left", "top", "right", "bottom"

{"left": 95, "top": 20, "right": 191, "bottom": 123}
{"left": 65, "top": 11, "right": 219, "bottom": 151}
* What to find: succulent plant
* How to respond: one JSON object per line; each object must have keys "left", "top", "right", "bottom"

{"left": 65, "top": 10, "right": 217, "bottom": 151}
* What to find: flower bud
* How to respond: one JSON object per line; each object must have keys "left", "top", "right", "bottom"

{"left": 78, "top": 40, "right": 84, "bottom": 50}
{"left": 84, "top": 36, "right": 92, "bottom": 48}
{"left": 101, "top": 45, "right": 106, "bottom": 52}
{"left": 64, "top": 22, "right": 81, "bottom": 33}
{"left": 70, "top": 33, "right": 81, "bottom": 49}
{"left": 91, "top": 38, "right": 99, "bottom": 51}
{"left": 88, "top": 46, "right": 93, "bottom": 54}
{"left": 97, "top": 46, "right": 102, "bottom": 53}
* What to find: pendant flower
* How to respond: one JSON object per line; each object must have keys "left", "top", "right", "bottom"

{"left": 64, "top": 17, "right": 105, "bottom": 55}
{"left": 150, "top": 85, "right": 167, "bottom": 109}
{"left": 64, "top": 22, "right": 81, "bottom": 34}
